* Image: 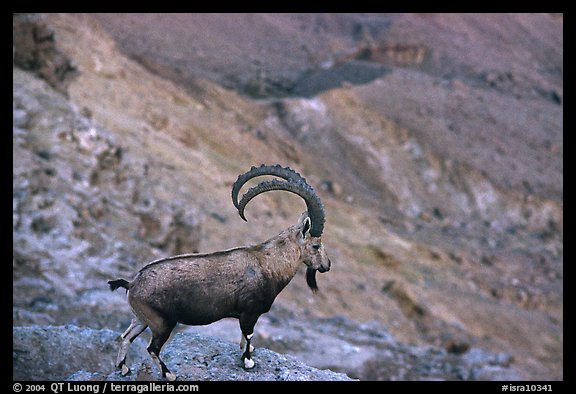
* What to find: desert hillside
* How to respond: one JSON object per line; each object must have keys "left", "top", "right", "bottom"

{"left": 13, "top": 13, "right": 562, "bottom": 381}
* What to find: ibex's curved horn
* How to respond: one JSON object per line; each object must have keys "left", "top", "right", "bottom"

{"left": 231, "top": 164, "right": 307, "bottom": 209}
{"left": 237, "top": 178, "right": 325, "bottom": 237}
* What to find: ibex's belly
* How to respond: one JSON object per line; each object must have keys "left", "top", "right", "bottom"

{"left": 177, "top": 313, "right": 239, "bottom": 326}
{"left": 129, "top": 283, "right": 241, "bottom": 327}
{"left": 175, "top": 302, "right": 241, "bottom": 326}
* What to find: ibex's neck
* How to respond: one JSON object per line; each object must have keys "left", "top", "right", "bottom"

{"left": 252, "top": 225, "right": 302, "bottom": 292}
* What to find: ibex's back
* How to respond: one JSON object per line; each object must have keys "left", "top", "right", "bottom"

{"left": 131, "top": 251, "right": 253, "bottom": 326}
{"left": 108, "top": 165, "right": 330, "bottom": 380}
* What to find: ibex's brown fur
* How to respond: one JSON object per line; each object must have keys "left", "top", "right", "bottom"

{"left": 109, "top": 165, "right": 330, "bottom": 380}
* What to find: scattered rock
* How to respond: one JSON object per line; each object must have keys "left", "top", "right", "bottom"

{"left": 13, "top": 14, "right": 78, "bottom": 95}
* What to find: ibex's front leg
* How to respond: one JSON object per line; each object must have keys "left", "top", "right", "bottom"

{"left": 240, "top": 333, "right": 255, "bottom": 369}
{"left": 240, "top": 334, "right": 254, "bottom": 354}
{"left": 239, "top": 313, "right": 259, "bottom": 369}
{"left": 241, "top": 333, "right": 255, "bottom": 369}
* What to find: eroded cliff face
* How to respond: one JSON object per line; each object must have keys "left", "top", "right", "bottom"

{"left": 13, "top": 13, "right": 562, "bottom": 380}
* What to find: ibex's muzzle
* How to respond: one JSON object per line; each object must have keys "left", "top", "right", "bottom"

{"left": 318, "top": 259, "right": 331, "bottom": 273}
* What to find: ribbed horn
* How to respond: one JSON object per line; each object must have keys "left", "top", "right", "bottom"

{"left": 231, "top": 164, "right": 307, "bottom": 209}
{"left": 237, "top": 178, "right": 325, "bottom": 237}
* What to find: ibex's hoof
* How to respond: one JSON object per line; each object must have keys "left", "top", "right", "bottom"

{"left": 165, "top": 372, "right": 177, "bottom": 381}
{"left": 244, "top": 358, "right": 255, "bottom": 369}
{"left": 121, "top": 364, "right": 130, "bottom": 376}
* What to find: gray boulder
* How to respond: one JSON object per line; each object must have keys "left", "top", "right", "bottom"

{"left": 13, "top": 325, "right": 146, "bottom": 381}
{"left": 13, "top": 325, "right": 354, "bottom": 381}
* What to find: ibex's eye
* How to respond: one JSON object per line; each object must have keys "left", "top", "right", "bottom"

{"left": 312, "top": 244, "right": 320, "bottom": 250}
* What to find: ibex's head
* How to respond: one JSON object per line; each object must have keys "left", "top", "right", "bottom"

{"left": 232, "top": 164, "right": 331, "bottom": 292}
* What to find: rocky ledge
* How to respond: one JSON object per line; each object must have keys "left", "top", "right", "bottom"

{"left": 13, "top": 325, "right": 354, "bottom": 381}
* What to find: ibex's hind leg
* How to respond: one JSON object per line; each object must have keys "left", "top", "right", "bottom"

{"left": 116, "top": 317, "right": 148, "bottom": 375}
{"left": 147, "top": 321, "right": 177, "bottom": 381}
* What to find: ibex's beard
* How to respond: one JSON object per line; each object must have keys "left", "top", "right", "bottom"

{"left": 306, "top": 267, "right": 319, "bottom": 293}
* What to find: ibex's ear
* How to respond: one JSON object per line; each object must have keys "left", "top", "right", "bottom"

{"left": 300, "top": 216, "right": 312, "bottom": 238}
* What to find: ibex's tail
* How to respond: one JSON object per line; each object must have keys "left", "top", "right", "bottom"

{"left": 108, "top": 279, "right": 130, "bottom": 292}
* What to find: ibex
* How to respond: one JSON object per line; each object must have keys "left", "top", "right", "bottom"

{"left": 108, "top": 165, "right": 331, "bottom": 380}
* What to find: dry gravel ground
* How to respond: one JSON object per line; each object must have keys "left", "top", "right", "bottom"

{"left": 13, "top": 13, "right": 562, "bottom": 381}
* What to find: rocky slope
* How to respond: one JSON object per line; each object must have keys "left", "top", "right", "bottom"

{"left": 13, "top": 13, "right": 562, "bottom": 380}
{"left": 12, "top": 62, "right": 521, "bottom": 381}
